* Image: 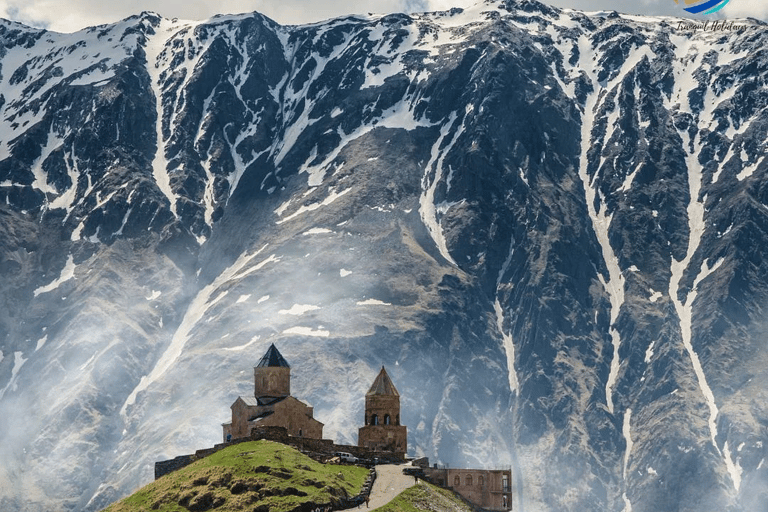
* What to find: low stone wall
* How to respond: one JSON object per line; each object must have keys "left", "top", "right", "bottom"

{"left": 154, "top": 426, "right": 403, "bottom": 480}
{"left": 154, "top": 454, "right": 195, "bottom": 480}
{"left": 248, "top": 426, "right": 404, "bottom": 464}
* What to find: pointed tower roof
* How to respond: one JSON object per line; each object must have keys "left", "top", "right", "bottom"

{"left": 366, "top": 366, "right": 399, "bottom": 396}
{"left": 256, "top": 344, "right": 290, "bottom": 368}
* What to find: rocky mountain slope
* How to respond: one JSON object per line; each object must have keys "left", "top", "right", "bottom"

{"left": 0, "top": 1, "right": 767, "bottom": 511}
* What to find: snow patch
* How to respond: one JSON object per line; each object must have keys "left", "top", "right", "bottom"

{"left": 35, "top": 335, "right": 48, "bottom": 351}
{"left": 0, "top": 351, "right": 28, "bottom": 400}
{"left": 282, "top": 326, "right": 330, "bottom": 337}
{"left": 356, "top": 299, "right": 391, "bottom": 306}
{"left": 277, "top": 187, "right": 351, "bottom": 224}
{"left": 236, "top": 294, "right": 251, "bottom": 304}
{"left": 622, "top": 408, "right": 635, "bottom": 512}
{"left": 279, "top": 304, "right": 320, "bottom": 316}
{"left": 623, "top": 408, "right": 633, "bottom": 481}
{"left": 303, "top": 227, "right": 333, "bottom": 235}
{"left": 340, "top": 269, "right": 353, "bottom": 277}
{"left": 645, "top": 339, "right": 656, "bottom": 363}
{"left": 34, "top": 255, "right": 76, "bottom": 297}
{"left": 494, "top": 299, "right": 519, "bottom": 394}
{"left": 723, "top": 441, "right": 742, "bottom": 491}
{"left": 146, "top": 290, "right": 161, "bottom": 301}
{"left": 736, "top": 155, "right": 764, "bottom": 181}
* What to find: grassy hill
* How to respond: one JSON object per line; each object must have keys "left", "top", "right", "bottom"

{"left": 102, "top": 440, "right": 369, "bottom": 512}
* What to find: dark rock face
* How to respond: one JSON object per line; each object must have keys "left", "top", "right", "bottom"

{"left": 0, "top": 2, "right": 767, "bottom": 511}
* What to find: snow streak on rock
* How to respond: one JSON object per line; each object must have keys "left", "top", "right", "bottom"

{"left": 33, "top": 254, "right": 76, "bottom": 297}
{"left": 574, "top": 34, "right": 653, "bottom": 415}
{"left": 495, "top": 236, "right": 519, "bottom": 394}
{"left": 420, "top": 112, "right": 463, "bottom": 266}
{"left": 723, "top": 441, "right": 742, "bottom": 492}
{"left": 0, "top": 351, "right": 28, "bottom": 400}
{"left": 622, "top": 408, "right": 633, "bottom": 512}
{"left": 121, "top": 245, "right": 275, "bottom": 416}
{"left": 145, "top": 18, "right": 184, "bottom": 220}
{"left": 667, "top": 38, "right": 731, "bottom": 484}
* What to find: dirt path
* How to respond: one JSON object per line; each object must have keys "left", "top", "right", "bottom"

{"left": 355, "top": 464, "right": 416, "bottom": 510}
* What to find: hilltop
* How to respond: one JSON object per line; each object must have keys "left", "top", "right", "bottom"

{"left": 102, "top": 440, "right": 369, "bottom": 512}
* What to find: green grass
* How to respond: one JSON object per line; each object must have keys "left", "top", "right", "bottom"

{"left": 102, "top": 440, "right": 369, "bottom": 512}
{"left": 372, "top": 482, "right": 473, "bottom": 512}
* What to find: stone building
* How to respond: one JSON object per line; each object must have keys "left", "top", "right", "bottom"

{"left": 422, "top": 466, "right": 512, "bottom": 511}
{"left": 222, "top": 344, "right": 323, "bottom": 442}
{"left": 357, "top": 366, "right": 407, "bottom": 455}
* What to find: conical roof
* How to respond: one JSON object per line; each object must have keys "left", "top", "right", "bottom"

{"left": 366, "top": 366, "right": 399, "bottom": 396}
{"left": 256, "top": 344, "right": 290, "bottom": 368}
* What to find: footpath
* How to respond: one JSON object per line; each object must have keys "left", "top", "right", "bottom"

{"left": 355, "top": 464, "right": 417, "bottom": 510}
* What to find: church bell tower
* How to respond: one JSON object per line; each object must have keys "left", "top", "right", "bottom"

{"left": 358, "top": 366, "right": 407, "bottom": 455}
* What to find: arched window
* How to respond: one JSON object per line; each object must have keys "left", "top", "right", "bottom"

{"left": 299, "top": 429, "right": 303, "bottom": 437}
{"left": 384, "top": 414, "right": 391, "bottom": 425}
{"left": 503, "top": 495, "right": 508, "bottom": 509}
{"left": 395, "top": 414, "right": 400, "bottom": 425}
{"left": 466, "top": 475, "right": 472, "bottom": 486}
{"left": 478, "top": 475, "right": 484, "bottom": 487}
{"left": 453, "top": 475, "right": 461, "bottom": 487}
{"left": 371, "top": 414, "right": 379, "bottom": 425}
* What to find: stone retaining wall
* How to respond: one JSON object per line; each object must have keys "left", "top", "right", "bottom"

{"left": 154, "top": 426, "right": 403, "bottom": 480}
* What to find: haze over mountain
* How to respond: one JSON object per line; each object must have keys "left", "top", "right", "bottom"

{"left": 0, "top": 1, "right": 767, "bottom": 511}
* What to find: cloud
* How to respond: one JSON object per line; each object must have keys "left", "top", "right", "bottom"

{"left": 721, "top": 3, "right": 768, "bottom": 20}
{"left": 0, "top": 0, "right": 424, "bottom": 32}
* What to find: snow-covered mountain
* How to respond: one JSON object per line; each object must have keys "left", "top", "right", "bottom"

{"left": 0, "top": 1, "right": 767, "bottom": 510}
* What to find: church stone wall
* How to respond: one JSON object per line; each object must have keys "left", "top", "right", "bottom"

{"left": 230, "top": 400, "right": 259, "bottom": 438}
{"left": 423, "top": 467, "right": 512, "bottom": 511}
{"left": 358, "top": 424, "right": 407, "bottom": 453}
{"left": 255, "top": 397, "right": 323, "bottom": 439}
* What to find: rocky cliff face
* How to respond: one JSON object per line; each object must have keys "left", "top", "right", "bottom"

{"left": 0, "top": 1, "right": 767, "bottom": 511}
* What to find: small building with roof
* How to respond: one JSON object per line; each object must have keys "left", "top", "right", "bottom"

{"left": 358, "top": 366, "right": 407, "bottom": 455}
{"left": 222, "top": 344, "right": 323, "bottom": 442}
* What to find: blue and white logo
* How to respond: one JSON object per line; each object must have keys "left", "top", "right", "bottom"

{"left": 675, "top": 0, "right": 731, "bottom": 15}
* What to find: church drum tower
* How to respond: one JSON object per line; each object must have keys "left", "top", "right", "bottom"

{"left": 358, "top": 366, "right": 407, "bottom": 455}
{"left": 254, "top": 343, "right": 291, "bottom": 400}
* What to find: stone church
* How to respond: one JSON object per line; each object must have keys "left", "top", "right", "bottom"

{"left": 358, "top": 366, "right": 407, "bottom": 454}
{"left": 222, "top": 344, "right": 323, "bottom": 442}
